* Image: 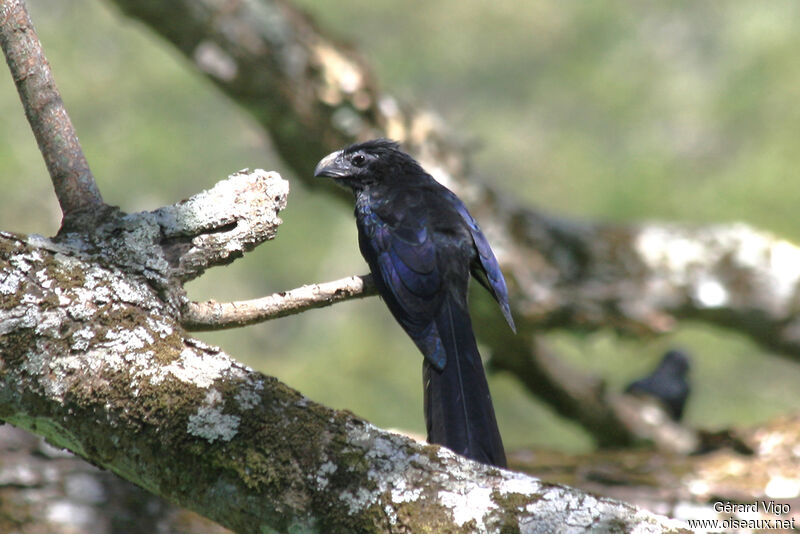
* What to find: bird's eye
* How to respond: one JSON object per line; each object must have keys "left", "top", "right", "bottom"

{"left": 351, "top": 154, "right": 366, "bottom": 167}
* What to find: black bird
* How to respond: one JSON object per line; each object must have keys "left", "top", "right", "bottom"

{"left": 315, "top": 139, "right": 515, "bottom": 467}
{"left": 625, "top": 349, "right": 691, "bottom": 421}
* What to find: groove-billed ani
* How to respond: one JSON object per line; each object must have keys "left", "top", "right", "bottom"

{"left": 315, "top": 139, "right": 515, "bottom": 467}
{"left": 625, "top": 349, "right": 691, "bottom": 421}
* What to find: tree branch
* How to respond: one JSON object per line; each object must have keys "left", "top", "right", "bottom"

{"left": 0, "top": 224, "right": 686, "bottom": 533}
{"left": 26, "top": 168, "right": 287, "bottom": 314}
{"left": 510, "top": 415, "right": 800, "bottom": 524}
{"left": 151, "top": 168, "right": 288, "bottom": 282}
{"left": 183, "top": 274, "right": 375, "bottom": 331}
{"left": 0, "top": 0, "right": 103, "bottom": 224}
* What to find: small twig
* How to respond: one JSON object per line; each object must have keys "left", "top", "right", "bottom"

{"left": 0, "top": 0, "right": 103, "bottom": 221}
{"left": 182, "top": 274, "right": 377, "bottom": 331}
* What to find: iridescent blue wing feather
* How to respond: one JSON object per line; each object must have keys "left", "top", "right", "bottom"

{"left": 445, "top": 192, "right": 515, "bottom": 332}
{"left": 357, "top": 192, "right": 447, "bottom": 370}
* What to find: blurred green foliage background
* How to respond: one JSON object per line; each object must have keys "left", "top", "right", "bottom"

{"left": 2, "top": 0, "right": 799, "bottom": 452}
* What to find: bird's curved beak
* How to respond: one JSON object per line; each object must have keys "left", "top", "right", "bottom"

{"left": 314, "top": 150, "right": 345, "bottom": 178}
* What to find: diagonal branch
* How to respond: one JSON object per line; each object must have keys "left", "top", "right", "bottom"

{"left": 0, "top": 0, "right": 104, "bottom": 224}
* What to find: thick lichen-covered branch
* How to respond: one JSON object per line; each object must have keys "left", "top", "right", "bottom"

{"left": 0, "top": 231, "right": 687, "bottom": 533}
{"left": 48, "top": 168, "right": 288, "bottom": 312}
{"left": 0, "top": 0, "right": 103, "bottom": 223}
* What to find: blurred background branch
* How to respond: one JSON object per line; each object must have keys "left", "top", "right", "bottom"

{"left": 103, "top": 0, "right": 800, "bottom": 447}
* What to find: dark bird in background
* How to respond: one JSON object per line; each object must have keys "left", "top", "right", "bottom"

{"left": 315, "top": 139, "right": 515, "bottom": 467}
{"left": 625, "top": 349, "right": 691, "bottom": 421}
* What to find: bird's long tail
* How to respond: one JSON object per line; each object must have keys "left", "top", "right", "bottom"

{"left": 423, "top": 298, "right": 506, "bottom": 467}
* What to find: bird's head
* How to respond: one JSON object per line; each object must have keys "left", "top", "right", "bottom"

{"left": 661, "top": 349, "right": 691, "bottom": 377}
{"left": 314, "top": 138, "right": 422, "bottom": 191}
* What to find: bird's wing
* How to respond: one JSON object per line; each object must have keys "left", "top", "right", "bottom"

{"left": 357, "top": 192, "right": 447, "bottom": 369}
{"left": 445, "top": 191, "right": 515, "bottom": 332}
